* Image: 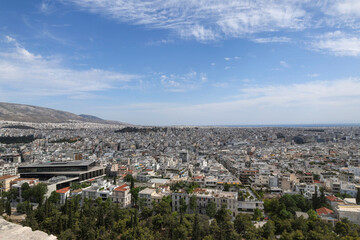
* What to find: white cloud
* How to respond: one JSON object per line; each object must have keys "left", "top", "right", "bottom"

{"left": 159, "top": 71, "right": 207, "bottom": 92}
{"left": 212, "top": 82, "right": 228, "bottom": 88}
{"left": 312, "top": 31, "right": 360, "bottom": 56}
{"left": 61, "top": 0, "right": 308, "bottom": 41}
{"left": 106, "top": 78, "right": 360, "bottom": 125}
{"left": 280, "top": 60, "right": 290, "bottom": 68}
{"left": 224, "top": 56, "right": 240, "bottom": 61}
{"left": 0, "top": 36, "right": 139, "bottom": 97}
{"left": 252, "top": 36, "right": 291, "bottom": 43}
{"left": 308, "top": 73, "right": 320, "bottom": 78}
{"left": 145, "top": 39, "right": 174, "bottom": 46}
{"left": 324, "top": 0, "right": 360, "bottom": 19}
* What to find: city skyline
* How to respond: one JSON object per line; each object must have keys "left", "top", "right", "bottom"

{"left": 1, "top": 1, "right": 360, "bottom": 125}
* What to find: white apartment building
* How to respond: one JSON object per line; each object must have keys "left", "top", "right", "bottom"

{"left": 139, "top": 187, "right": 171, "bottom": 208}
{"left": 172, "top": 188, "right": 249, "bottom": 218}
{"left": 112, "top": 183, "right": 131, "bottom": 208}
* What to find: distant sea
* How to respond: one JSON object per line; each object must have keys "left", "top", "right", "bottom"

{"left": 216, "top": 123, "right": 360, "bottom": 128}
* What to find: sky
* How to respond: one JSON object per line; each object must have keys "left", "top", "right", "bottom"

{"left": 1, "top": 1, "right": 360, "bottom": 126}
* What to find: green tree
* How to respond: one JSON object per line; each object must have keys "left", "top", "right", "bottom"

{"left": 234, "top": 213, "right": 253, "bottom": 236}
{"left": 292, "top": 216, "right": 308, "bottom": 233}
{"left": 307, "top": 209, "right": 318, "bottom": 221}
{"left": 312, "top": 186, "right": 320, "bottom": 209}
{"left": 153, "top": 197, "right": 171, "bottom": 215}
{"left": 16, "top": 201, "right": 28, "bottom": 214}
{"left": 0, "top": 199, "right": 4, "bottom": 214}
{"left": 253, "top": 208, "right": 263, "bottom": 221}
{"left": 335, "top": 220, "right": 351, "bottom": 236}
{"left": 49, "top": 191, "right": 60, "bottom": 204}
{"left": 291, "top": 230, "right": 305, "bottom": 240}
{"left": 21, "top": 182, "right": 31, "bottom": 201}
{"left": 173, "top": 224, "right": 188, "bottom": 240}
{"left": 31, "top": 183, "right": 48, "bottom": 205}
{"left": 140, "top": 206, "right": 152, "bottom": 219}
{"left": 179, "top": 198, "right": 187, "bottom": 223}
{"left": 130, "top": 177, "right": 135, "bottom": 189}
{"left": 263, "top": 220, "right": 276, "bottom": 239}
{"left": 58, "top": 229, "right": 76, "bottom": 240}
{"left": 5, "top": 200, "right": 11, "bottom": 216}
{"left": 320, "top": 188, "right": 327, "bottom": 207}
{"left": 190, "top": 195, "right": 197, "bottom": 213}
{"left": 130, "top": 187, "right": 141, "bottom": 207}
{"left": 193, "top": 213, "right": 201, "bottom": 240}
{"left": 124, "top": 174, "right": 133, "bottom": 183}
{"left": 215, "top": 205, "right": 236, "bottom": 240}
{"left": 206, "top": 201, "right": 217, "bottom": 219}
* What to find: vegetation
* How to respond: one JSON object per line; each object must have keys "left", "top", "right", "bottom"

{"left": 71, "top": 182, "right": 90, "bottom": 190}
{"left": 335, "top": 193, "right": 353, "bottom": 199}
{"left": 1, "top": 190, "right": 360, "bottom": 239}
{"left": 48, "top": 137, "right": 81, "bottom": 143}
{"left": 0, "top": 135, "right": 36, "bottom": 144}
{"left": 170, "top": 181, "right": 199, "bottom": 193}
{"left": 123, "top": 174, "right": 134, "bottom": 183}
{"left": 1, "top": 125, "right": 35, "bottom": 129}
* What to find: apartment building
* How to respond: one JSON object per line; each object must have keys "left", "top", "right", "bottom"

{"left": 112, "top": 183, "right": 131, "bottom": 208}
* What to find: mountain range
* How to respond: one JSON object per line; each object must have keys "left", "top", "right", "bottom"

{"left": 0, "top": 102, "right": 127, "bottom": 125}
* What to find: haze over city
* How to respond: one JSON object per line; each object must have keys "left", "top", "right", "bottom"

{"left": 1, "top": 0, "right": 360, "bottom": 125}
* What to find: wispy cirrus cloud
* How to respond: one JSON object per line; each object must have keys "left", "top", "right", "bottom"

{"left": 312, "top": 31, "right": 360, "bottom": 56}
{"left": 280, "top": 60, "right": 290, "bottom": 68}
{"left": 159, "top": 71, "right": 207, "bottom": 92}
{"left": 61, "top": 0, "right": 309, "bottom": 42}
{"left": 57, "top": 0, "right": 360, "bottom": 59}
{"left": 0, "top": 36, "right": 140, "bottom": 97}
{"left": 252, "top": 36, "right": 292, "bottom": 43}
{"left": 322, "top": 0, "right": 360, "bottom": 26}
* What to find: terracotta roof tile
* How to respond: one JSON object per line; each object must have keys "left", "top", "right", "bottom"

{"left": 316, "top": 207, "right": 334, "bottom": 216}
{"left": 0, "top": 175, "right": 16, "bottom": 180}
{"left": 114, "top": 184, "right": 129, "bottom": 192}
{"left": 56, "top": 187, "right": 71, "bottom": 194}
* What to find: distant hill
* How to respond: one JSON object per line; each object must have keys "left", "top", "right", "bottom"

{"left": 79, "top": 114, "right": 103, "bottom": 121}
{"left": 0, "top": 102, "right": 127, "bottom": 125}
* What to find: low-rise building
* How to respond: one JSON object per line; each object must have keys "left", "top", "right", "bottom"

{"left": 56, "top": 187, "right": 71, "bottom": 204}
{"left": 336, "top": 205, "right": 360, "bottom": 225}
{"left": 0, "top": 175, "right": 18, "bottom": 192}
{"left": 112, "top": 183, "right": 131, "bottom": 208}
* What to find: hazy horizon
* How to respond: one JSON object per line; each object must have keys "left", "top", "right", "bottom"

{"left": 1, "top": 1, "right": 360, "bottom": 125}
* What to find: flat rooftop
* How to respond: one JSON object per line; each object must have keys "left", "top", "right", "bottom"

{"left": 19, "top": 161, "right": 94, "bottom": 168}
{"left": 337, "top": 205, "right": 360, "bottom": 212}
{"left": 19, "top": 166, "right": 104, "bottom": 175}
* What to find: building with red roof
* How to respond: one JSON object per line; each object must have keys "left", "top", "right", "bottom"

{"left": 0, "top": 175, "right": 18, "bottom": 192}
{"left": 56, "top": 187, "right": 71, "bottom": 204}
{"left": 326, "top": 195, "right": 344, "bottom": 208}
{"left": 316, "top": 207, "right": 334, "bottom": 216}
{"left": 112, "top": 183, "right": 131, "bottom": 208}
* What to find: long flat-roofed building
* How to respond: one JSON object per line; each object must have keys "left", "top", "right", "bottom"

{"left": 18, "top": 161, "right": 105, "bottom": 181}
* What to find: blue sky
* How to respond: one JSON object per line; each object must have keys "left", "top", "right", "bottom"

{"left": 1, "top": 0, "right": 360, "bottom": 125}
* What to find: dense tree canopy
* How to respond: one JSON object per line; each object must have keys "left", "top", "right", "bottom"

{"left": 1, "top": 192, "right": 359, "bottom": 240}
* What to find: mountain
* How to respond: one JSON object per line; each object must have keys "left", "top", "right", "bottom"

{"left": 0, "top": 102, "right": 127, "bottom": 124}
{"left": 79, "top": 114, "right": 103, "bottom": 121}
